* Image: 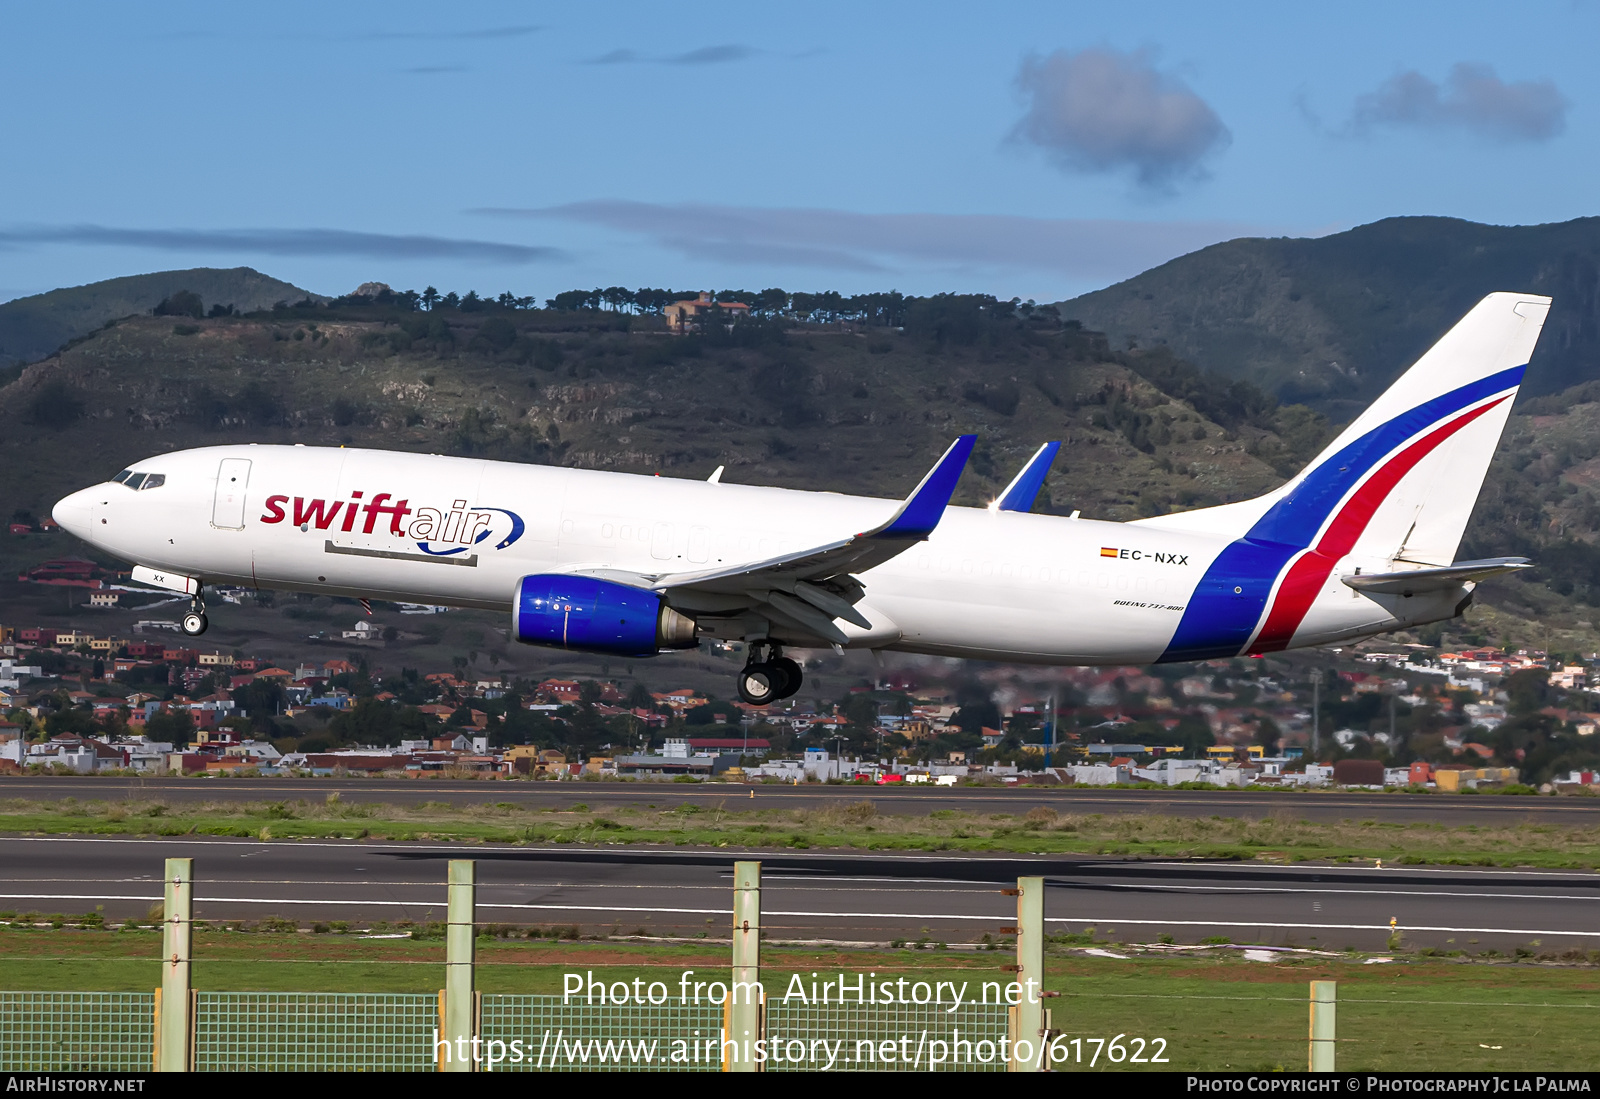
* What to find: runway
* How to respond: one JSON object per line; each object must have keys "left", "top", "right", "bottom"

{"left": 5, "top": 834, "right": 1598, "bottom": 951}
{"left": 5, "top": 776, "right": 1599, "bottom": 825}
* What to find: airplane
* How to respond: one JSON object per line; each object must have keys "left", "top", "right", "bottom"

{"left": 52, "top": 291, "right": 1548, "bottom": 706}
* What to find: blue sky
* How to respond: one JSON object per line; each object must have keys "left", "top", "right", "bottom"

{"left": 2, "top": 1, "right": 1596, "bottom": 304}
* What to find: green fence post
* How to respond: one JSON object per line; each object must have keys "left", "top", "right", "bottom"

{"left": 1309, "top": 980, "right": 1337, "bottom": 1071}
{"left": 442, "top": 859, "right": 476, "bottom": 1073}
{"left": 156, "top": 857, "right": 193, "bottom": 1072}
{"left": 727, "top": 861, "right": 762, "bottom": 1072}
{"left": 1009, "top": 876, "right": 1045, "bottom": 1072}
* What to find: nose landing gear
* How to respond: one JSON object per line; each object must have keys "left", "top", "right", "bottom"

{"left": 181, "top": 594, "right": 208, "bottom": 637}
{"left": 735, "top": 643, "right": 803, "bottom": 706}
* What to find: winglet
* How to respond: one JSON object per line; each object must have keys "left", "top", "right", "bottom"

{"left": 870, "top": 434, "right": 976, "bottom": 539}
{"left": 995, "top": 441, "right": 1060, "bottom": 513}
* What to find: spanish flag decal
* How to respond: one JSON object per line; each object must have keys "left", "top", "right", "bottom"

{"left": 1100, "top": 547, "right": 1119, "bottom": 557}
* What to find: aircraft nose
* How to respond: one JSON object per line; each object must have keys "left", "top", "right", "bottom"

{"left": 52, "top": 487, "right": 98, "bottom": 540}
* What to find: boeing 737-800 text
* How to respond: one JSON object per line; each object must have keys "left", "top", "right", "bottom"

{"left": 52, "top": 292, "right": 1549, "bottom": 704}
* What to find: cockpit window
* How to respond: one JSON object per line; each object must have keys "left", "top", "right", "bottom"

{"left": 114, "top": 471, "right": 166, "bottom": 490}
{"left": 124, "top": 473, "right": 147, "bottom": 490}
{"left": 140, "top": 474, "right": 165, "bottom": 490}
{"left": 111, "top": 470, "right": 134, "bottom": 485}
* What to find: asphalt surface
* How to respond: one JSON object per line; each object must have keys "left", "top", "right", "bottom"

{"left": 4, "top": 775, "right": 1600, "bottom": 825}
{"left": 5, "top": 835, "right": 1599, "bottom": 951}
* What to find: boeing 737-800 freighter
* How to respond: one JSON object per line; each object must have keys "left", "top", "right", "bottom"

{"left": 53, "top": 292, "right": 1548, "bottom": 705}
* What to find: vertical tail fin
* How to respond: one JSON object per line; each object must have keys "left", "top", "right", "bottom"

{"left": 1138, "top": 291, "right": 1550, "bottom": 565}
{"left": 1151, "top": 292, "right": 1550, "bottom": 662}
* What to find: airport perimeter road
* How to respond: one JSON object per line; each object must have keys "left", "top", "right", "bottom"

{"left": 6, "top": 834, "right": 1600, "bottom": 951}
{"left": 4, "top": 776, "right": 1600, "bottom": 825}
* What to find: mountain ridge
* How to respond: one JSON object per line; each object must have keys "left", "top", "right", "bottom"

{"left": 1057, "top": 215, "right": 1600, "bottom": 422}
{"left": 0, "top": 267, "right": 323, "bottom": 367}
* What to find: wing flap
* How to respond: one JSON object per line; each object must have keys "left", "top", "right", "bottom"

{"left": 762, "top": 591, "right": 850, "bottom": 645}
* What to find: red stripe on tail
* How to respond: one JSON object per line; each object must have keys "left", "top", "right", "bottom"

{"left": 1251, "top": 396, "right": 1509, "bottom": 653}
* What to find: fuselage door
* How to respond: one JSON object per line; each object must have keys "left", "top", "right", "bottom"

{"left": 212, "top": 458, "right": 252, "bottom": 530}
{"left": 687, "top": 525, "right": 709, "bottom": 563}
{"left": 650, "top": 522, "right": 674, "bottom": 561}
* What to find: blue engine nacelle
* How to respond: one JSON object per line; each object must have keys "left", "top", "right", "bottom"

{"left": 512, "top": 574, "right": 698, "bottom": 657}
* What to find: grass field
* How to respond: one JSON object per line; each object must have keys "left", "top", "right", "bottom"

{"left": 7, "top": 793, "right": 1600, "bottom": 868}
{"left": 3, "top": 926, "right": 1595, "bottom": 1071}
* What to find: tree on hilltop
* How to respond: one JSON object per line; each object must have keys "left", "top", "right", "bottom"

{"left": 154, "top": 290, "right": 204, "bottom": 319}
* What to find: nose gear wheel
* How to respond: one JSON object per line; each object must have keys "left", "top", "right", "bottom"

{"left": 182, "top": 592, "right": 208, "bottom": 636}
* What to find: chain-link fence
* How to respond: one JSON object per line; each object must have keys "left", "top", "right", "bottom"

{"left": 767, "top": 999, "right": 1009, "bottom": 1071}
{"left": 191, "top": 992, "right": 437, "bottom": 1071}
{"left": 36, "top": 858, "right": 1593, "bottom": 1073}
{"left": 0, "top": 991, "right": 155, "bottom": 1072}
{"left": 17, "top": 986, "right": 1598, "bottom": 1071}
{"left": 479, "top": 994, "right": 725, "bottom": 1071}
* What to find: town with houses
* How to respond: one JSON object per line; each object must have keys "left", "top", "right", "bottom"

{"left": 5, "top": 575, "right": 1600, "bottom": 793}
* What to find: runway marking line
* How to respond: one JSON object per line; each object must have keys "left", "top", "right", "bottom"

{"left": 4, "top": 892, "right": 1600, "bottom": 938}
{"left": 12, "top": 835, "right": 1600, "bottom": 880}
{"left": 7, "top": 875, "right": 1593, "bottom": 903}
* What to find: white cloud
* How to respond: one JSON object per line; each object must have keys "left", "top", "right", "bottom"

{"left": 0, "top": 225, "right": 563, "bottom": 264}
{"left": 1348, "top": 63, "right": 1567, "bottom": 142}
{"left": 474, "top": 201, "right": 1281, "bottom": 288}
{"left": 587, "top": 44, "right": 757, "bottom": 65}
{"left": 1009, "top": 47, "right": 1231, "bottom": 190}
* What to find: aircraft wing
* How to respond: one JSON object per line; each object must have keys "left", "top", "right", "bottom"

{"left": 1341, "top": 557, "right": 1532, "bottom": 595}
{"left": 575, "top": 435, "right": 976, "bottom": 644}
{"left": 995, "top": 441, "right": 1060, "bottom": 513}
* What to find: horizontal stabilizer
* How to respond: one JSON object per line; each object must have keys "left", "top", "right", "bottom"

{"left": 996, "top": 442, "right": 1060, "bottom": 513}
{"left": 1341, "top": 557, "right": 1532, "bottom": 595}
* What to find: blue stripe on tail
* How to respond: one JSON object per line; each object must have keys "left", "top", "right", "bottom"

{"left": 1155, "top": 364, "right": 1525, "bottom": 664}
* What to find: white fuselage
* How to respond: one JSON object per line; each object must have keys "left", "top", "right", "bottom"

{"left": 53, "top": 444, "right": 1449, "bottom": 665}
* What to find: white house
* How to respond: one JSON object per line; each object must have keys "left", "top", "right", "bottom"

{"left": 1069, "top": 763, "right": 1131, "bottom": 786}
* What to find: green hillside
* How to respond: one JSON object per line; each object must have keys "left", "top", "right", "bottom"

{"left": 1057, "top": 216, "right": 1600, "bottom": 423}
{"left": 0, "top": 300, "right": 1306, "bottom": 532}
{"left": 0, "top": 267, "right": 322, "bottom": 367}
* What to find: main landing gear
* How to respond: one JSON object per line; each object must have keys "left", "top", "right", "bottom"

{"left": 181, "top": 594, "right": 208, "bottom": 637}
{"left": 736, "top": 643, "right": 803, "bottom": 706}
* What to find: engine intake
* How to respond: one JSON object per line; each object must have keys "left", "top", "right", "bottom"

{"left": 513, "top": 574, "right": 697, "bottom": 657}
